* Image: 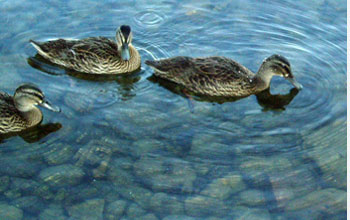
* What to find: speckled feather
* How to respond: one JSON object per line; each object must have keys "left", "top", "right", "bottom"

{"left": 30, "top": 37, "right": 140, "bottom": 74}
{"left": 0, "top": 92, "right": 27, "bottom": 133}
{"left": 146, "top": 56, "right": 259, "bottom": 97}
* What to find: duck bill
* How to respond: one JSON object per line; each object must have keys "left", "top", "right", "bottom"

{"left": 40, "top": 100, "right": 61, "bottom": 112}
{"left": 287, "top": 77, "right": 303, "bottom": 90}
{"left": 121, "top": 44, "right": 130, "bottom": 61}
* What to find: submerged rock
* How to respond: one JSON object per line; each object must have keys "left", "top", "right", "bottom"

{"left": 201, "top": 172, "right": 246, "bottom": 200}
{"left": 141, "top": 213, "right": 158, "bottom": 220}
{"left": 43, "top": 143, "right": 74, "bottom": 165}
{"left": 64, "top": 184, "right": 101, "bottom": 205}
{"left": 0, "top": 157, "right": 41, "bottom": 178}
{"left": 239, "top": 155, "right": 318, "bottom": 210}
{"left": 184, "top": 195, "right": 229, "bottom": 217}
{"left": 285, "top": 188, "right": 346, "bottom": 215}
{"left": 0, "top": 203, "right": 23, "bottom": 220}
{"left": 39, "top": 204, "right": 67, "bottom": 220}
{"left": 190, "top": 132, "right": 238, "bottom": 163}
{"left": 107, "top": 158, "right": 135, "bottom": 187}
{"left": 0, "top": 176, "right": 10, "bottom": 192}
{"left": 117, "top": 185, "right": 153, "bottom": 210}
{"left": 126, "top": 203, "right": 147, "bottom": 219}
{"left": 34, "top": 184, "right": 54, "bottom": 200}
{"left": 228, "top": 206, "right": 271, "bottom": 220}
{"left": 239, "top": 156, "right": 293, "bottom": 181}
{"left": 149, "top": 192, "right": 184, "bottom": 216}
{"left": 237, "top": 189, "right": 266, "bottom": 206}
{"left": 303, "top": 120, "right": 346, "bottom": 190}
{"left": 163, "top": 215, "right": 196, "bottom": 220}
{"left": 74, "top": 140, "right": 113, "bottom": 167}
{"left": 132, "top": 138, "right": 164, "bottom": 158}
{"left": 105, "top": 200, "right": 128, "bottom": 220}
{"left": 10, "top": 177, "right": 40, "bottom": 193}
{"left": 4, "top": 189, "right": 21, "bottom": 199}
{"left": 11, "top": 196, "right": 44, "bottom": 215}
{"left": 39, "top": 164, "right": 85, "bottom": 187}
{"left": 134, "top": 156, "right": 196, "bottom": 193}
{"left": 67, "top": 199, "right": 105, "bottom": 220}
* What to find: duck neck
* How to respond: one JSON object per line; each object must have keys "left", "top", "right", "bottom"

{"left": 15, "top": 102, "right": 43, "bottom": 127}
{"left": 254, "top": 66, "right": 275, "bottom": 92}
{"left": 128, "top": 45, "right": 141, "bottom": 71}
{"left": 117, "top": 45, "right": 141, "bottom": 72}
{"left": 21, "top": 108, "right": 43, "bottom": 127}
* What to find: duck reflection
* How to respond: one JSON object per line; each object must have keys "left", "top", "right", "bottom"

{"left": 27, "top": 55, "right": 141, "bottom": 101}
{"left": 148, "top": 75, "right": 299, "bottom": 110}
{"left": 0, "top": 122, "right": 62, "bottom": 143}
{"left": 255, "top": 87, "right": 299, "bottom": 111}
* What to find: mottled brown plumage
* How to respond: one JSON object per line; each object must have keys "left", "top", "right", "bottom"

{"left": 145, "top": 54, "right": 302, "bottom": 97}
{"left": 0, "top": 84, "right": 60, "bottom": 134}
{"left": 30, "top": 25, "right": 141, "bottom": 74}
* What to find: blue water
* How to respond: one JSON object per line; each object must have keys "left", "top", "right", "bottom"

{"left": 0, "top": 0, "right": 346, "bottom": 219}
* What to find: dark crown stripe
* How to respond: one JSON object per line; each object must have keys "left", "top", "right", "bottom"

{"left": 16, "top": 84, "right": 44, "bottom": 100}
{"left": 273, "top": 55, "right": 290, "bottom": 66}
{"left": 25, "top": 91, "right": 44, "bottom": 100}
{"left": 17, "top": 84, "right": 42, "bottom": 93}
{"left": 120, "top": 25, "right": 131, "bottom": 40}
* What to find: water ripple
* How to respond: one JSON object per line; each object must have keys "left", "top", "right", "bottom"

{"left": 134, "top": 10, "right": 167, "bottom": 28}
{"left": 142, "top": 2, "right": 347, "bottom": 159}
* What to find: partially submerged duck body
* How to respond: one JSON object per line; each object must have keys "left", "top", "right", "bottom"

{"left": 30, "top": 25, "right": 141, "bottom": 74}
{"left": 0, "top": 84, "right": 60, "bottom": 134}
{"left": 146, "top": 54, "right": 302, "bottom": 97}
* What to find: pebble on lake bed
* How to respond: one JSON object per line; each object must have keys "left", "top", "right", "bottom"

{"left": 67, "top": 198, "right": 105, "bottom": 220}
{"left": 105, "top": 200, "right": 127, "bottom": 220}
{"left": 184, "top": 195, "right": 229, "bottom": 217}
{"left": 149, "top": 192, "right": 184, "bottom": 216}
{"left": 303, "top": 120, "right": 346, "bottom": 190}
{"left": 200, "top": 172, "right": 246, "bottom": 200}
{"left": 39, "top": 204, "right": 66, "bottom": 220}
{"left": 228, "top": 206, "right": 272, "bottom": 220}
{"left": 237, "top": 189, "right": 266, "bottom": 207}
{"left": 43, "top": 143, "right": 74, "bottom": 165}
{"left": 116, "top": 185, "right": 153, "bottom": 210}
{"left": 0, "top": 203, "right": 23, "bottom": 220}
{"left": 134, "top": 156, "right": 196, "bottom": 193}
{"left": 126, "top": 203, "right": 147, "bottom": 219}
{"left": 284, "top": 188, "right": 346, "bottom": 214}
{"left": 39, "top": 164, "right": 85, "bottom": 188}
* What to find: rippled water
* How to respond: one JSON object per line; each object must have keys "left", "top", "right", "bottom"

{"left": 0, "top": 0, "right": 346, "bottom": 219}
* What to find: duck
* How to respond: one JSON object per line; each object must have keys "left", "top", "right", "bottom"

{"left": 145, "top": 54, "right": 302, "bottom": 97}
{"left": 0, "top": 84, "right": 60, "bottom": 134}
{"left": 29, "top": 25, "right": 141, "bottom": 74}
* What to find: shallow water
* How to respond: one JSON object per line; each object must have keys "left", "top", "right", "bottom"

{"left": 0, "top": 0, "right": 346, "bottom": 219}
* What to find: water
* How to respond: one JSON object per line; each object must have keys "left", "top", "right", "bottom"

{"left": 0, "top": 0, "right": 346, "bottom": 219}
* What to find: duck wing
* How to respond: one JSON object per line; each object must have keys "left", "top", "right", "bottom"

{"left": 146, "top": 56, "right": 253, "bottom": 85}
{"left": 0, "top": 93, "right": 25, "bottom": 133}
{"left": 70, "top": 37, "right": 119, "bottom": 59}
{"left": 146, "top": 56, "right": 257, "bottom": 96}
{"left": 0, "top": 92, "right": 13, "bottom": 104}
{"left": 30, "top": 37, "right": 119, "bottom": 72}
{"left": 189, "top": 56, "right": 254, "bottom": 81}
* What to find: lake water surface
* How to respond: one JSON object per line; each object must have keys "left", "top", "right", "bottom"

{"left": 0, "top": 0, "right": 346, "bottom": 219}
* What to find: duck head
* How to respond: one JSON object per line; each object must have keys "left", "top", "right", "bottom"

{"left": 116, "top": 25, "right": 133, "bottom": 61}
{"left": 257, "top": 54, "right": 303, "bottom": 90}
{"left": 14, "top": 84, "right": 60, "bottom": 113}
